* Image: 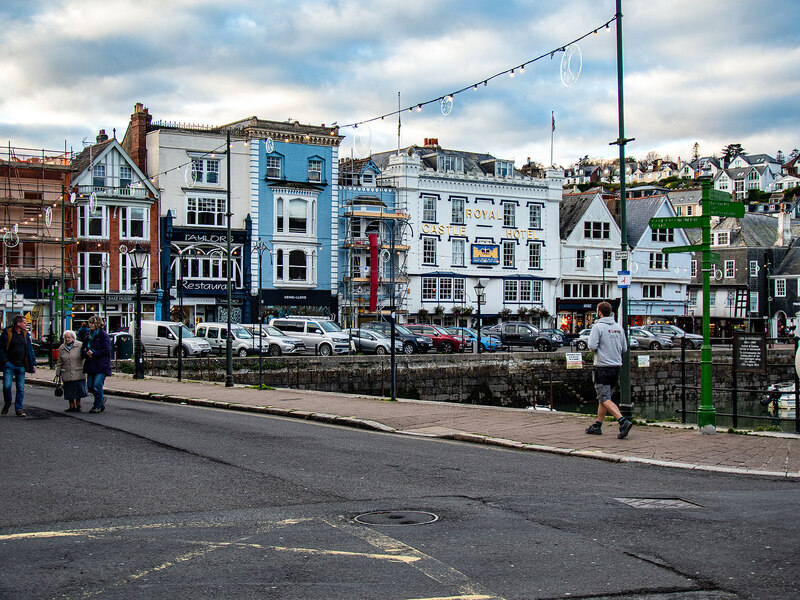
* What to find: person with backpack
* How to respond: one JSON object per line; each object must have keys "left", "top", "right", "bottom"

{"left": 0, "top": 315, "right": 37, "bottom": 417}
{"left": 81, "top": 316, "right": 112, "bottom": 414}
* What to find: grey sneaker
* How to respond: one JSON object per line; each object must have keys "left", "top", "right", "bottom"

{"left": 617, "top": 419, "right": 633, "bottom": 439}
{"left": 585, "top": 423, "right": 602, "bottom": 435}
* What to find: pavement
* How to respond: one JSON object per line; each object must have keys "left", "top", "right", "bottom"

{"left": 27, "top": 366, "right": 800, "bottom": 479}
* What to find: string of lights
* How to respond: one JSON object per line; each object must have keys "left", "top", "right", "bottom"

{"left": 339, "top": 15, "right": 617, "bottom": 130}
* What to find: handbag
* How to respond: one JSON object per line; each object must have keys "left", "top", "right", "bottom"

{"left": 54, "top": 374, "right": 63, "bottom": 397}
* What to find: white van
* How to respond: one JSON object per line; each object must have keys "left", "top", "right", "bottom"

{"left": 135, "top": 320, "right": 212, "bottom": 357}
{"left": 194, "top": 322, "right": 260, "bottom": 356}
{"left": 269, "top": 317, "right": 351, "bottom": 356}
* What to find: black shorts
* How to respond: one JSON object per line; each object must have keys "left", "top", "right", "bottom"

{"left": 593, "top": 366, "right": 620, "bottom": 386}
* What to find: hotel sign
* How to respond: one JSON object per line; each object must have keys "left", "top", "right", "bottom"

{"left": 471, "top": 244, "right": 500, "bottom": 265}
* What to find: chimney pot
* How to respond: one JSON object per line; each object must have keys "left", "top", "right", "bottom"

{"left": 96, "top": 129, "right": 109, "bottom": 143}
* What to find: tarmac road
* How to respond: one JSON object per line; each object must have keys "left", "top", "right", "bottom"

{"left": 0, "top": 388, "right": 797, "bottom": 599}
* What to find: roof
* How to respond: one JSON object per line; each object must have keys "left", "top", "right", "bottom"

{"left": 71, "top": 139, "right": 114, "bottom": 174}
{"left": 559, "top": 194, "right": 595, "bottom": 239}
{"left": 626, "top": 195, "right": 669, "bottom": 246}
{"left": 369, "top": 145, "right": 520, "bottom": 178}
{"left": 772, "top": 246, "right": 800, "bottom": 276}
{"left": 714, "top": 213, "right": 800, "bottom": 247}
{"left": 667, "top": 188, "right": 702, "bottom": 204}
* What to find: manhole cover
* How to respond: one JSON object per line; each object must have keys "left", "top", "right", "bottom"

{"left": 615, "top": 497, "right": 702, "bottom": 509}
{"left": 354, "top": 511, "right": 439, "bottom": 526}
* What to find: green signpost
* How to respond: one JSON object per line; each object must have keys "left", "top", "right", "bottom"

{"left": 649, "top": 179, "right": 740, "bottom": 431}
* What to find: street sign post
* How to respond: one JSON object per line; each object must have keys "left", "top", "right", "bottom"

{"left": 662, "top": 244, "right": 704, "bottom": 254}
{"left": 649, "top": 215, "right": 707, "bottom": 229}
{"left": 708, "top": 200, "right": 745, "bottom": 218}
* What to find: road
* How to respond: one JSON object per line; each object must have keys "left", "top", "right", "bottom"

{"left": 1, "top": 386, "right": 797, "bottom": 599}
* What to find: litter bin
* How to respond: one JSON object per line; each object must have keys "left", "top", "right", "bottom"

{"left": 114, "top": 333, "right": 133, "bottom": 360}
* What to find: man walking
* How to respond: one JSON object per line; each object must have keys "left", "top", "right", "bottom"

{"left": 585, "top": 301, "right": 633, "bottom": 439}
{"left": 0, "top": 315, "right": 37, "bottom": 417}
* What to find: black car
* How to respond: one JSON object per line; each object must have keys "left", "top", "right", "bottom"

{"left": 486, "top": 322, "right": 564, "bottom": 352}
{"left": 360, "top": 321, "right": 434, "bottom": 354}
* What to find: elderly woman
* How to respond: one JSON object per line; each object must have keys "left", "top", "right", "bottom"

{"left": 81, "top": 315, "right": 112, "bottom": 414}
{"left": 56, "top": 330, "right": 86, "bottom": 412}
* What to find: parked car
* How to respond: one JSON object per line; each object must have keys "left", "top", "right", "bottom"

{"left": 345, "top": 328, "right": 404, "bottom": 355}
{"left": 484, "top": 322, "right": 564, "bottom": 352}
{"left": 361, "top": 321, "right": 434, "bottom": 354}
{"left": 240, "top": 324, "right": 307, "bottom": 356}
{"left": 195, "top": 322, "right": 261, "bottom": 356}
{"left": 445, "top": 326, "right": 502, "bottom": 352}
{"left": 269, "top": 317, "right": 351, "bottom": 356}
{"left": 538, "top": 328, "right": 567, "bottom": 346}
{"left": 406, "top": 324, "right": 468, "bottom": 353}
{"left": 629, "top": 327, "right": 674, "bottom": 350}
{"left": 642, "top": 324, "right": 703, "bottom": 349}
{"left": 133, "top": 320, "right": 212, "bottom": 357}
{"left": 573, "top": 327, "right": 639, "bottom": 351}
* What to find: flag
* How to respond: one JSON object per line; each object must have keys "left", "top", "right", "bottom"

{"left": 551, "top": 113, "right": 555, "bottom": 132}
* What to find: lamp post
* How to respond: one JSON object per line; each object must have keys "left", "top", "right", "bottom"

{"left": 176, "top": 249, "right": 191, "bottom": 382}
{"left": 225, "top": 129, "right": 233, "bottom": 387}
{"left": 128, "top": 243, "right": 148, "bottom": 380}
{"left": 253, "top": 239, "right": 269, "bottom": 389}
{"left": 101, "top": 258, "right": 109, "bottom": 324}
{"left": 474, "top": 280, "right": 485, "bottom": 354}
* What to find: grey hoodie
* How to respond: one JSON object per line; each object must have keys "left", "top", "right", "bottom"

{"left": 588, "top": 315, "right": 627, "bottom": 367}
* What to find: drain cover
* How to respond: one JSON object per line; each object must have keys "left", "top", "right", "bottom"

{"left": 615, "top": 497, "right": 702, "bottom": 509}
{"left": 354, "top": 511, "right": 439, "bottom": 526}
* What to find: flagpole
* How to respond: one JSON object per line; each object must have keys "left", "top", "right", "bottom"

{"left": 550, "top": 111, "right": 555, "bottom": 166}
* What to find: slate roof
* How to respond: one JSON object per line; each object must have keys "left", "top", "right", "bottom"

{"left": 369, "top": 146, "right": 518, "bottom": 178}
{"left": 667, "top": 188, "right": 702, "bottom": 204}
{"left": 71, "top": 139, "right": 113, "bottom": 175}
{"left": 626, "top": 195, "right": 669, "bottom": 246}
{"left": 772, "top": 245, "right": 800, "bottom": 276}
{"left": 559, "top": 194, "right": 595, "bottom": 239}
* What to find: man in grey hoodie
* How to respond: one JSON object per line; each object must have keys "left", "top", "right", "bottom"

{"left": 585, "top": 301, "right": 633, "bottom": 438}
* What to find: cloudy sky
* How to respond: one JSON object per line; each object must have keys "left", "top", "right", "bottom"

{"left": 1, "top": 0, "right": 798, "bottom": 168}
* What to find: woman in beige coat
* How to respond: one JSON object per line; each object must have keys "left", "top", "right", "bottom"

{"left": 56, "top": 330, "right": 87, "bottom": 412}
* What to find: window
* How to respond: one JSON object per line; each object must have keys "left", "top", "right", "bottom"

{"left": 718, "top": 176, "right": 729, "bottom": 190}
{"left": 676, "top": 206, "right": 682, "bottom": 216}
{"left": 686, "top": 205, "right": 693, "bottom": 216}
{"left": 191, "top": 158, "right": 219, "bottom": 184}
{"left": 119, "top": 166, "right": 132, "bottom": 190}
{"left": 709, "top": 291, "right": 716, "bottom": 307}
{"left": 529, "top": 204, "right": 542, "bottom": 229}
{"left": 92, "top": 164, "right": 105, "bottom": 188}
{"left": 361, "top": 171, "right": 375, "bottom": 185}
{"left": 563, "top": 283, "right": 605, "bottom": 299}
{"left": 691, "top": 260, "right": 698, "bottom": 278}
{"left": 503, "top": 202, "right": 515, "bottom": 227}
{"left": 78, "top": 252, "right": 107, "bottom": 292}
{"left": 642, "top": 284, "right": 663, "bottom": 299}
{"left": 495, "top": 161, "right": 512, "bottom": 177}
{"left": 503, "top": 241, "right": 515, "bottom": 267}
{"left": 120, "top": 252, "right": 151, "bottom": 292}
{"left": 504, "top": 280, "right": 518, "bottom": 303}
{"left": 649, "top": 252, "right": 668, "bottom": 270}
{"left": 749, "top": 260, "right": 758, "bottom": 277}
{"left": 275, "top": 249, "right": 283, "bottom": 279}
{"left": 724, "top": 260, "right": 735, "bottom": 278}
{"left": 439, "top": 278, "right": 453, "bottom": 301}
{"left": 715, "top": 232, "right": 729, "bottom": 246}
{"left": 266, "top": 156, "right": 282, "bottom": 179}
{"left": 78, "top": 205, "right": 107, "bottom": 238}
{"left": 288, "top": 250, "right": 307, "bottom": 281}
{"left": 452, "top": 239, "right": 465, "bottom": 267}
{"left": 776, "top": 279, "right": 786, "bottom": 297}
{"left": 603, "top": 250, "right": 612, "bottom": 271}
{"left": 422, "top": 277, "right": 437, "bottom": 301}
{"left": 689, "top": 290, "right": 698, "bottom": 306}
{"left": 288, "top": 199, "right": 308, "bottom": 233}
{"left": 747, "top": 170, "right": 760, "bottom": 190}
{"left": 576, "top": 249, "right": 586, "bottom": 269}
{"left": 532, "top": 280, "right": 542, "bottom": 303}
{"left": 651, "top": 228, "right": 674, "bottom": 242}
{"left": 749, "top": 291, "right": 759, "bottom": 313}
{"left": 6, "top": 242, "right": 36, "bottom": 269}
{"left": 350, "top": 219, "right": 361, "bottom": 239}
{"left": 442, "top": 155, "right": 463, "bottom": 172}
{"left": 725, "top": 291, "right": 735, "bottom": 307}
{"left": 187, "top": 196, "right": 225, "bottom": 227}
{"left": 519, "top": 280, "right": 531, "bottom": 303}
{"left": 120, "top": 207, "right": 148, "bottom": 239}
{"left": 454, "top": 279, "right": 465, "bottom": 302}
{"left": 423, "top": 238, "right": 436, "bottom": 265}
{"left": 422, "top": 195, "right": 437, "bottom": 222}
{"left": 529, "top": 243, "right": 541, "bottom": 269}
{"left": 308, "top": 159, "right": 323, "bottom": 182}
{"left": 451, "top": 197, "right": 465, "bottom": 224}
{"left": 584, "top": 221, "right": 610, "bottom": 239}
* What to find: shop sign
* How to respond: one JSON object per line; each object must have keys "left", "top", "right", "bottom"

{"left": 471, "top": 244, "right": 500, "bottom": 265}
{"left": 182, "top": 280, "right": 229, "bottom": 292}
{"left": 637, "top": 355, "right": 650, "bottom": 368}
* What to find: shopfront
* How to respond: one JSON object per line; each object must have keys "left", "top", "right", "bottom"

{"left": 72, "top": 293, "right": 157, "bottom": 332}
{"left": 628, "top": 300, "right": 686, "bottom": 327}
{"left": 556, "top": 298, "right": 620, "bottom": 334}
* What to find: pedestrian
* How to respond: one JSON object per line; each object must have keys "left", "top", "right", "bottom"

{"left": 56, "top": 330, "right": 87, "bottom": 412}
{"left": 585, "top": 301, "right": 633, "bottom": 439}
{"left": 77, "top": 322, "right": 90, "bottom": 345}
{"left": 81, "top": 315, "right": 112, "bottom": 414}
{"left": 0, "top": 315, "right": 37, "bottom": 417}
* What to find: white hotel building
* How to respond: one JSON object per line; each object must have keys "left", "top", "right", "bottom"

{"left": 370, "top": 140, "right": 564, "bottom": 326}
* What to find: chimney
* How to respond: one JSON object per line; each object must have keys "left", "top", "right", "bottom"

{"left": 96, "top": 129, "right": 109, "bottom": 143}
{"left": 423, "top": 137, "right": 439, "bottom": 148}
{"left": 777, "top": 207, "right": 792, "bottom": 246}
{"left": 129, "top": 103, "right": 152, "bottom": 174}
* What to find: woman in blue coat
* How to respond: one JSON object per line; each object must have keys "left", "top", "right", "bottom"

{"left": 82, "top": 315, "right": 112, "bottom": 413}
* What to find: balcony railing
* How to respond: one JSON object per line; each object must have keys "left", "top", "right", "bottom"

{"left": 75, "top": 185, "right": 150, "bottom": 199}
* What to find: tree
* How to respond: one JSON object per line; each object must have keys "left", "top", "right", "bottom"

{"left": 721, "top": 143, "right": 745, "bottom": 161}
{"left": 691, "top": 142, "right": 700, "bottom": 162}
{"left": 644, "top": 151, "right": 661, "bottom": 166}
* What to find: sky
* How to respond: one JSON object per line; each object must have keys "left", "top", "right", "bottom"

{"left": 1, "top": 0, "right": 798, "bottom": 168}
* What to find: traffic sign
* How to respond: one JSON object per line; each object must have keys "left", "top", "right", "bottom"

{"left": 708, "top": 200, "right": 745, "bottom": 218}
{"left": 649, "top": 215, "right": 707, "bottom": 229}
{"left": 662, "top": 243, "right": 706, "bottom": 255}
{"left": 617, "top": 270, "right": 631, "bottom": 288}
{"left": 614, "top": 250, "right": 628, "bottom": 260}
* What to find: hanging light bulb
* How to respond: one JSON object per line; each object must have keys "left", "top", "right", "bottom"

{"left": 416, "top": 104, "right": 422, "bottom": 112}
{"left": 510, "top": 69, "right": 515, "bottom": 78}
{"left": 520, "top": 65, "right": 525, "bottom": 74}
{"left": 473, "top": 84, "right": 478, "bottom": 91}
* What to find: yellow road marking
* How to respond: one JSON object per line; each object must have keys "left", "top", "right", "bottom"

{"left": 405, "top": 596, "right": 496, "bottom": 600}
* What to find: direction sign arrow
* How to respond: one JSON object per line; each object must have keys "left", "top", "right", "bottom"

{"left": 708, "top": 200, "right": 745, "bottom": 218}
{"left": 649, "top": 215, "right": 707, "bottom": 229}
{"left": 708, "top": 189, "right": 732, "bottom": 203}
{"left": 662, "top": 243, "right": 707, "bottom": 254}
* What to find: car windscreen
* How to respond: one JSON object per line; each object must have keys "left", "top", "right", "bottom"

{"left": 320, "top": 321, "right": 342, "bottom": 332}
{"left": 232, "top": 327, "right": 252, "bottom": 339}
{"left": 170, "top": 324, "right": 196, "bottom": 338}
{"left": 394, "top": 325, "right": 414, "bottom": 336}
{"left": 264, "top": 326, "right": 285, "bottom": 337}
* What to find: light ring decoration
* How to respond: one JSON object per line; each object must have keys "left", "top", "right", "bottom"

{"left": 184, "top": 163, "right": 197, "bottom": 188}
{"left": 354, "top": 123, "right": 372, "bottom": 157}
{"left": 560, "top": 44, "right": 582, "bottom": 87}
{"left": 440, "top": 95, "right": 454, "bottom": 116}
{"left": 89, "top": 192, "right": 98, "bottom": 214}
{"left": 3, "top": 230, "right": 19, "bottom": 248}
{"left": 44, "top": 206, "right": 53, "bottom": 228}
{"left": 265, "top": 137, "right": 275, "bottom": 154}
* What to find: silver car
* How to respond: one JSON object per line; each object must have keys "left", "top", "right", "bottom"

{"left": 242, "top": 324, "right": 307, "bottom": 356}
{"left": 346, "top": 328, "right": 403, "bottom": 355}
{"left": 629, "top": 327, "right": 674, "bottom": 350}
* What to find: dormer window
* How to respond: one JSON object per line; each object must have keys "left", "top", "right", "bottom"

{"left": 361, "top": 171, "right": 375, "bottom": 185}
{"left": 442, "top": 154, "right": 463, "bottom": 173}
{"left": 714, "top": 231, "right": 730, "bottom": 246}
{"left": 495, "top": 161, "right": 513, "bottom": 177}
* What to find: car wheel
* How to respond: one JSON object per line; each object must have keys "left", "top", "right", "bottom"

{"left": 576, "top": 340, "right": 587, "bottom": 351}
{"left": 375, "top": 345, "right": 387, "bottom": 355}
{"left": 268, "top": 344, "right": 282, "bottom": 357}
{"left": 403, "top": 342, "right": 415, "bottom": 355}
{"left": 683, "top": 339, "right": 693, "bottom": 349}
{"left": 651, "top": 341, "right": 661, "bottom": 350}
{"left": 237, "top": 347, "right": 248, "bottom": 357}
{"left": 440, "top": 341, "right": 454, "bottom": 354}
{"left": 319, "top": 344, "right": 333, "bottom": 356}
{"left": 535, "top": 340, "right": 550, "bottom": 352}
{"left": 178, "top": 346, "right": 188, "bottom": 358}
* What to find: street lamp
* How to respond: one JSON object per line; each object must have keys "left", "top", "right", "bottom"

{"left": 101, "top": 258, "right": 109, "bottom": 324}
{"left": 474, "top": 280, "right": 485, "bottom": 354}
{"left": 253, "top": 239, "right": 270, "bottom": 389}
{"left": 128, "top": 243, "right": 148, "bottom": 380}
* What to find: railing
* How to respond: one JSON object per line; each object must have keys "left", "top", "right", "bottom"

{"left": 0, "top": 146, "right": 72, "bottom": 166}
{"left": 74, "top": 185, "right": 150, "bottom": 199}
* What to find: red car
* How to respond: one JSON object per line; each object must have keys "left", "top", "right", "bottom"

{"left": 407, "top": 324, "right": 468, "bottom": 353}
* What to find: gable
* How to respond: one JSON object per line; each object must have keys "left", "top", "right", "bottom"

{"left": 72, "top": 139, "right": 157, "bottom": 197}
